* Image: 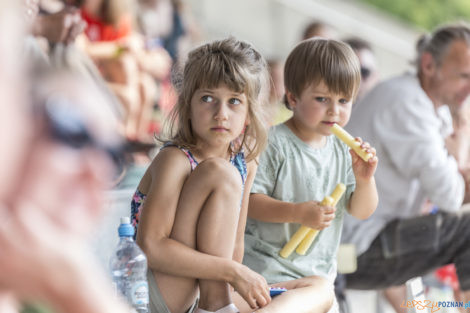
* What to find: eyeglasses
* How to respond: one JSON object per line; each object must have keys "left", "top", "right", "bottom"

{"left": 39, "top": 93, "right": 127, "bottom": 172}
{"left": 360, "top": 67, "right": 371, "bottom": 80}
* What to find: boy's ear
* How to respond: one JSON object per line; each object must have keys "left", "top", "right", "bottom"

{"left": 286, "top": 91, "right": 297, "bottom": 109}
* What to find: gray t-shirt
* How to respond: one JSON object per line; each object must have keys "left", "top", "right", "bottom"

{"left": 243, "top": 123, "right": 355, "bottom": 283}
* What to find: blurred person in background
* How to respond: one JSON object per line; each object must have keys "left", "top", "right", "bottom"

{"left": 342, "top": 23, "right": 470, "bottom": 313}
{"left": 302, "top": 20, "right": 336, "bottom": 40}
{"left": 76, "top": 0, "right": 172, "bottom": 143}
{"left": 343, "top": 37, "right": 379, "bottom": 102}
{"left": 264, "top": 59, "right": 292, "bottom": 126}
{"left": 0, "top": 2, "right": 131, "bottom": 313}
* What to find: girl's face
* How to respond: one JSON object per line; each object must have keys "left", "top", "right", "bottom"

{"left": 289, "top": 80, "right": 353, "bottom": 137}
{"left": 190, "top": 84, "right": 249, "bottom": 149}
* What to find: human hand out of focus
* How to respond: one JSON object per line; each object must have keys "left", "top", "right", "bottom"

{"left": 33, "top": 7, "right": 86, "bottom": 44}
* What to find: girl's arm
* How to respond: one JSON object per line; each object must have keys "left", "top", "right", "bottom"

{"left": 137, "top": 148, "right": 246, "bottom": 283}
{"left": 233, "top": 160, "right": 257, "bottom": 263}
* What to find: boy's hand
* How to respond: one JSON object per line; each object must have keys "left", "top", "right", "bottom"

{"left": 295, "top": 201, "right": 336, "bottom": 229}
{"left": 350, "top": 137, "right": 378, "bottom": 183}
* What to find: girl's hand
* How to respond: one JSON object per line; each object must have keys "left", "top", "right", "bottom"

{"left": 350, "top": 137, "right": 378, "bottom": 183}
{"left": 230, "top": 263, "right": 271, "bottom": 310}
{"left": 295, "top": 201, "right": 336, "bottom": 230}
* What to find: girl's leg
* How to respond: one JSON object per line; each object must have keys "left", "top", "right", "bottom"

{"left": 155, "top": 158, "right": 243, "bottom": 313}
{"left": 233, "top": 276, "right": 334, "bottom": 313}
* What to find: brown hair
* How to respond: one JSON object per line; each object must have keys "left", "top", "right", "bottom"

{"left": 283, "top": 38, "right": 361, "bottom": 109}
{"left": 162, "top": 37, "right": 269, "bottom": 162}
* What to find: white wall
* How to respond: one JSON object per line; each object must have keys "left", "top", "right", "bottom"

{"left": 184, "top": 0, "right": 422, "bottom": 80}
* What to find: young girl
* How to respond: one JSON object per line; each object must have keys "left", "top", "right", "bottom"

{"left": 242, "top": 38, "right": 379, "bottom": 313}
{"left": 131, "top": 38, "right": 272, "bottom": 313}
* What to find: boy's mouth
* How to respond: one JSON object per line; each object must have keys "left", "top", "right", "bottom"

{"left": 321, "top": 121, "right": 336, "bottom": 126}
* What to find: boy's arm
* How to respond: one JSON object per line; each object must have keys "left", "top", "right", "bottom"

{"left": 348, "top": 177, "right": 378, "bottom": 220}
{"left": 248, "top": 193, "right": 298, "bottom": 224}
{"left": 346, "top": 140, "right": 379, "bottom": 220}
{"left": 249, "top": 194, "right": 335, "bottom": 230}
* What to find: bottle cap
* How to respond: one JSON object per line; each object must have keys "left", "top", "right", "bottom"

{"left": 118, "top": 216, "right": 135, "bottom": 237}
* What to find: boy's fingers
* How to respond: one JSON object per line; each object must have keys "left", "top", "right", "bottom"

{"left": 323, "top": 206, "right": 336, "bottom": 214}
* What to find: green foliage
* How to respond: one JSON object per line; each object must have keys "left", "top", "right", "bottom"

{"left": 21, "top": 303, "right": 54, "bottom": 313}
{"left": 360, "top": 0, "right": 470, "bottom": 30}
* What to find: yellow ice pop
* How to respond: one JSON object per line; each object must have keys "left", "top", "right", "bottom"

{"left": 279, "top": 183, "right": 346, "bottom": 258}
{"left": 330, "top": 124, "right": 372, "bottom": 162}
{"left": 279, "top": 225, "right": 311, "bottom": 259}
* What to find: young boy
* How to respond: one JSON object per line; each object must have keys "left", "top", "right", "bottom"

{"left": 240, "top": 38, "right": 378, "bottom": 313}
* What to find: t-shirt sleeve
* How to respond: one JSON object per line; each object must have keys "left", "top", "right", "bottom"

{"left": 251, "top": 139, "right": 283, "bottom": 196}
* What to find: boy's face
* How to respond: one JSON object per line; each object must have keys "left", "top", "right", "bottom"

{"left": 288, "top": 80, "right": 353, "bottom": 136}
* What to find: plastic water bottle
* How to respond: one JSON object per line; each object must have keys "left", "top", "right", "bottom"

{"left": 110, "top": 217, "right": 149, "bottom": 313}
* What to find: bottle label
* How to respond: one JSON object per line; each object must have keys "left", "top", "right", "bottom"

{"left": 131, "top": 281, "right": 149, "bottom": 305}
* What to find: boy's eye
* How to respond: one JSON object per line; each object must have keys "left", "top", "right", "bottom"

{"left": 339, "top": 98, "right": 350, "bottom": 105}
{"left": 229, "top": 98, "right": 242, "bottom": 105}
{"left": 315, "top": 97, "right": 327, "bottom": 103}
{"left": 201, "top": 95, "right": 214, "bottom": 103}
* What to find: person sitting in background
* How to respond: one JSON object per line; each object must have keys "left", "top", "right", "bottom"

{"left": 77, "top": 0, "right": 172, "bottom": 143}
{"left": 343, "top": 37, "right": 379, "bottom": 102}
{"left": 264, "top": 59, "right": 292, "bottom": 126}
{"left": 342, "top": 23, "right": 470, "bottom": 313}
{"left": 302, "top": 20, "right": 336, "bottom": 40}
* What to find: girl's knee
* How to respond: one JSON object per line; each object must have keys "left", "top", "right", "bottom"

{"left": 195, "top": 158, "right": 243, "bottom": 191}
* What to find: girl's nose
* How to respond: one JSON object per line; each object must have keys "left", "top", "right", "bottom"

{"left": 214, "top": 102, "right": 229, "bottom": 121}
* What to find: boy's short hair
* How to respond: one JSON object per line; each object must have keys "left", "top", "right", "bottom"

{"left": 283, "top": 38, "right": 361, "bottom": 109}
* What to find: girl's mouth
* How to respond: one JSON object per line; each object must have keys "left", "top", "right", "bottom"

{"left": 211, "top": 127, "right": 229, "bottom": 132}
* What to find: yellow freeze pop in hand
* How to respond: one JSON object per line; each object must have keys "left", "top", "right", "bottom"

{"left": 279, "top": 183, "right": 346, "bottom": 258}
{"left": 278, "top": 225, "right": 311, "bottom": 259}
{"left": 296, "top": 184, "right": 346, "bottom": 255}
{"left": 330, "top": 124, "right": 372, "bottom": 162}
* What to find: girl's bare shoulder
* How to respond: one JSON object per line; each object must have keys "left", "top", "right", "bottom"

{"left": 149, "top": 146, "right": 192, "bottom": 175}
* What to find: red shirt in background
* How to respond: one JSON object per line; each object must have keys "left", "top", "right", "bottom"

{"left": 81, "top": 9, "right": 132, "bottom": 42}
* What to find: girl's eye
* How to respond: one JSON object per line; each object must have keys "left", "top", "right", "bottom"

{"left": 229, "top": 98, "right": 242, "bottom": 105}
{"left": 201, "top": 95, "right": 213, "bottom": 103}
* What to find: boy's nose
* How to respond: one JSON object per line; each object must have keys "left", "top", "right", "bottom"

{"left": 328, "top": 103, "right": 340, "bottom": 115}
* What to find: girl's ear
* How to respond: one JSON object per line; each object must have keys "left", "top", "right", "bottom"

{"left": 286, "top": 90, "right": 297, "bottom": 109}
{"left": 245, "top": 113, "right": 251, "bottom": 126}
